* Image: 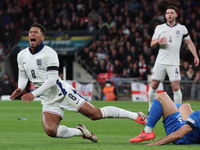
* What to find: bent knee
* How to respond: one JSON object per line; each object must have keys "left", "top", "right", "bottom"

{"left": 173, "top": 87, "right": 180, "bottom": 92}
{"left": 155, "top": 92, "right": 167, "bottom": 101}
{"left": 151, "top": 80, "right": 160, "bottom": 89}
{"left": 181, "top": 103, "right": 191, "bottom": 109}
{"left": 44, "top": 126, "right": 57, "bottom": 137}
{"left": 88, "top": 112, "right": 102, "bottom": 120}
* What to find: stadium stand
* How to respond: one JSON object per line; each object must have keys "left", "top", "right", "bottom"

{"left": 0, "top": 0, "right": 200, "bottom": 99}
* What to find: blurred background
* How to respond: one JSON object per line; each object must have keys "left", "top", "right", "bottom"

{"left": 0, "top": 0, "right": 200, "bottom": 101}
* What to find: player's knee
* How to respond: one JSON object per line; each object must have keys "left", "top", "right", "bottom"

{"left": 44, "top": 126, "right": 57, "bottom": 137}
{"left": 171, "top": 82, "right": 180, "bottom": 92}
{"left": 181, "top": 103, "right": 191, "bottom": 110}
{"left": 89, "top": 113, "right": 102, "bottom": 120}
{"left": 155, "top": 92, "right": 167, "bottom": 102}
{"left": 151, "top": 84, "right": 158, "bottom": 89}
{"left": 151, "top": 81, "right": 159, "bottom": 89}
{"left": 88, "top": 110, "right": 102, "bottom": 120}
{"left": 173, "top": 87, "right": 179, "bottom": 92}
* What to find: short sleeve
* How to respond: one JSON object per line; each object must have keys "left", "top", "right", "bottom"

{"left": 17, "top": 51, "right": 25, "bottom": 71}
{"left": 152, "top": 25, "right": 160, "bottom": 40}
{"left": 186, "top": 111, "right": 200, "bottom": 130}
{"left": 182, "top": 25, "right": 190, "bottom": 41}
{"left": 45, "top": 47, "right": 59, "bottom": 68}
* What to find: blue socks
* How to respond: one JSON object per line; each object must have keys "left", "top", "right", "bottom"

{"left": 146, "top": 99, "right": 163, "bottom": 128}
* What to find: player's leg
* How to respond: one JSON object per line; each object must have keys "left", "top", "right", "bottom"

{"left": 42, "top": 112, "right": 98, "bottom": 142}
{"left": 42, "top": 112, "right": 62, "bottom": 137}
{"left": 149, "top": 63, "right": 166, "bottom": 111}
{"left": 155, "top": 92, "right": 179, "bottom": 119}
{"left": 129, "top": 92, "right": 178, "bottom": 142}
{"left": 65, "top": 84, "right": 147, "bottom": 124}
{"left": 78, "top": 102, "right": 147, "bottom": 125}
{"left": 171, "top": 81, "right": 182, "bottom": 104}
{"left": 148, "top": 80, "right": 160, "bottom": 111}
{"left": 42, "top": 104, "right": 98, "bottom": 142}
{"left": 167, "top": 65, "right": 182, "bottom": 104}
{"left": 145, "top": 92, "right": 178, "bottom": 132}
{"left": 42, "top": 112, "right": 82, "bottom": 138}
{"left": 179, "top": 103, "right": 193, "bottom": 120}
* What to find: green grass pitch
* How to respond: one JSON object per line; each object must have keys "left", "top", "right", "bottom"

{"left": 0, "top": 100, "right": 200, "bottom": 150}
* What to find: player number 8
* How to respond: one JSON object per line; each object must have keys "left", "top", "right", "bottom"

{"left": 31, "top": 70, "right": 36, "bottom": 78}
{"left": 69, "top": 93, "right": 77, "bottom": 100}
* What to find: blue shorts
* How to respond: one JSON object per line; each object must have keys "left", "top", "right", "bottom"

{"left": 163, "top": 104, "right": 186, "bottom": 144}
{"left": 175, "top": 103, "right": 181, "bottom": 109}
{"left": 163, "top": 112, "right": 186, "bottom": 135}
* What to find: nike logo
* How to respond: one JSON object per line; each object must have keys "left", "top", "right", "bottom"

{"left": 23, "top": 62, "right": 28, "bottom": 64}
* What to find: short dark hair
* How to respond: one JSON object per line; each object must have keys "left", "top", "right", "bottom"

{"left": 30, "top": 23, "right": 46, "bottom": 35}
{"left": 166, "top": 5, "right": 177, "bottom": 13}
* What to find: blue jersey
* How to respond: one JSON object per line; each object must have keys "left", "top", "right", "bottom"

{"left": 163, "top": 107, "right": 200, "bottom": 144}
{"left": 182, "top": 111, "right": 200, "bottom": 144}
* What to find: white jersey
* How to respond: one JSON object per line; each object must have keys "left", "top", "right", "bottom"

{"left": 17, "top": 43, "right": 71, "bottom": 105}
{"left": 152, "top": 23, "right": 190, "bottom": 65}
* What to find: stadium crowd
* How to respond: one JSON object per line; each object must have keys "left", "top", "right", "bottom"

{"left": 0, "top": 0, "right": 200, "bottom": 98}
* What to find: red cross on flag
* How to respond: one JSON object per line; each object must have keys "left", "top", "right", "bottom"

{"left": 131, "top": 82, "right": 164, "bottom": 102}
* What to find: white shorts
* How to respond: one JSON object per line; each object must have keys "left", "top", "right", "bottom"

{"left": 152, "top": 63, "right": 181, "bottom": 81}
{"left": 42, "top": 87, "right": 87, "bottom": 119}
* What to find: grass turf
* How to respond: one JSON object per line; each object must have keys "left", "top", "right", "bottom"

{"left": 0, "top": 100, "right": 200, "bottom": 150}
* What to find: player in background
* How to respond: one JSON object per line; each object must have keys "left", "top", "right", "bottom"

{"left": 10, "top": 23, "right": 147, "bottom": 143}
{"left": 148, "top": 5, "right": 199, "bottom": 111}
{"left": 129, "top": 92, "right": 200, "bottom": 145}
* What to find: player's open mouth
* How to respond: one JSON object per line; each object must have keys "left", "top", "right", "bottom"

{"left": 30, "top": 38, "right": 36, "bottom": 44}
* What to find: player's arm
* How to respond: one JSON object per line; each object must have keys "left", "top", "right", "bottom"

{"left": 150, "top": 26, "right": 167, "bottom": 48}
{"left": 21, "top": 69, "right": 59, "bottom": 103}
{"left": 10, "top": 56, "right": 28, "bottom": 100}
{"left": 184, "top": 39, "right": 199, "bottom": 67}
{"left": 10, "top": 69, "right": 29, "bottom": 100}
{"left": 150, "top": 37, "right": 167, "bottom": 48}
{"left": 150, "top": 39, "right": 160, "bottom": 48}
{"left": 147, "top": 124, "right": 193, "bottom": 145}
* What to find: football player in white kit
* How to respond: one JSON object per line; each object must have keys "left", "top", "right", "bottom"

{"left": 148, "top": 5, "right": 199, "bottom": 111}
{"left": 10, "top": 23, "right": 147, "bottom": 143}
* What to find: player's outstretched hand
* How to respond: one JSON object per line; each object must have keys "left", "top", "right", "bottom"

{"left": 10, "top": 88, "right": 22, "bottom": 100}
{"left": 21, "top": 93, "right": 35, "bottom": 104}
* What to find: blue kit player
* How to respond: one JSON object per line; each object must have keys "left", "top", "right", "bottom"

{"left": 130, "top": 92, "right": 200, "bottom": 145}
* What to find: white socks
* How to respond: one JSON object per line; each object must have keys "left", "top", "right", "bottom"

{"left": 144, "top": 125, "right": 153, "bottom": 133}
{"left": 56, "top": 125, "right": 82, "bottom": 138}
{"left": 173, "top": 89, "right": 182, "bottom": 104}
{"left": 148, "top": 87, "right": 157, "bottom": 111}
{"left": 100, "top": 106, "right": 138, "bottom": 120}
{"left": 56, "top": 106, "right": 140, "bottom": 138}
